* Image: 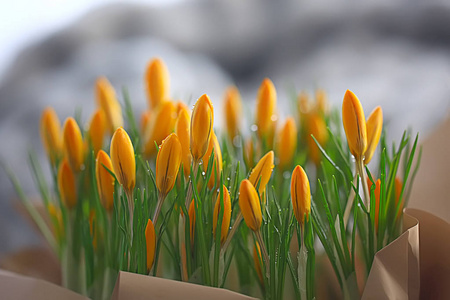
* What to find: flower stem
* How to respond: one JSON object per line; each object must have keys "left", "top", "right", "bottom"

{"left": 255, "top": 230, "right": 270, "bottom": 280}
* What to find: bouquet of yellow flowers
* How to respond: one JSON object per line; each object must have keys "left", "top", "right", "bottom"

{"left": 5, "top": 57, "right": 420, "bottom": 299}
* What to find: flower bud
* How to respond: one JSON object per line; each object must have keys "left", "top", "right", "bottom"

{"left": 315, "top": 89, "right": 328, "bottom": 115}
{"left": 58, "top": 159, "right": 77, "bottom": 210}
{"left": 342, "top": 90, "right": 367, "bottom": 160}
{"left": 364, "top": 106, "right": 383, "bottom": 165}
{"left": 96, "top": 150, "right": 115, "bottom": 212}
{"left": 175, "top": 107, "right": 191, "bottom": 177}
{"left": 248, "top": 151, "right": 274, "bottom": 195}
{"left": 223, "top": 86, "right": 242, "bottom": 141}
{"left": 367, "top": 178, "right": 381, "bottom": 232}
{"left": 255, "top": 78, "right": 277, "bottom": 140}
{"left": 203, "top": 132, "right": 223, "bottom": 190}
{"left": 88, "top": 109, "right": 106, "bottom": 155}
{"left": 110, "top": 127, "right": 136, "bottom": 193}
{"left": 40, "top": 107, "right": 63, "bottom": 166}
{"left": 140, "top": 111, "right": 152, "bottom": 137}
{"left": 96, "top": 77, "right": 123, "bottom": 133}
{"left": 291, "top": 165, "right": 311, "bottom": 225}
{"left": 395, "top": 177, "right": 403, "bottom": 220}
{"left": 276, "top": 117, "right": 297, "bottom": 170}
{"left": 47, "top": 203, "right": 63, "bottom": 241}
{"left": 298, "top": 91, "right": 311, "bottom": 122}
{"left": 239, "top": 179, "right": 262, "bottom": 231}
{"left": 143, "top": 100, "right": 177, "bottom": 158}
{"left": 307, "top": 113, "right": 328, "bottom": 165}
{"left": 213, "top": 185, "right": 231, "bottom": 245}
{"left": 63, "top": 117, "right": 84, "bottom": 172}
{"left": 190, "top": 94, "right": 214, "bottom": 162}
{"left": 244, "top": 138, "right": 256, "bottom": 169}
{"left": 145, "top": 218, "right": 156, "bottom": 271}
{"left": 188, "top": 200, "right": 196, "bottom": 246}
{"left": 145, "top": 58, "right": 170, "bottom": 109}
{"left": 156, "top": 133, "right": 182, "bottom": 197}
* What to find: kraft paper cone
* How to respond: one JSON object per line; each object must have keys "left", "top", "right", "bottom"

{"left": 111, "top": 271, "right": 258, "bottom": 300}
{"left": 0, "top": 269, "right": 89, "bottom": 300}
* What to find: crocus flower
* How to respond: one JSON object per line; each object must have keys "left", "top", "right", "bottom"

{"left": 96, "top": 77, "right": 123, "bottom": 134}
{"left": 291, "top": 165, "right": 311, "bottom": 225}
{"left": 190, "top": 94, "right": 214, "bottom": 163}
{"left": 239, "top": 179, "right": 262, "bottom": 231}
{"left": 342, "top": 90, "right": 367, "bottom": 160}
{"left": 40, "top": 107, "right": 62, "bottom": 166}
{"left": 63, "top": 117, "right": 84, "bottom": 172}
{"left": 213, "top": 185, "right": 232, "bottom": 245}
{"left": 58, "top": 159, "right": 77, "bottom": 210}
{"left": 203, "top": 132, "right": 223, "bottom": 190}
{"left": 155, "top": 133, "right": 182, "bottom": 197}
{"left": 364, "top": 106, "right": 383, "bottom": 165}
{"left": 255, "top": 78, "right": 277, "bottom": 140}
{"left": 110, "top": 127, "right": 136, "bottom": 195}
{"left": 276, "top": 117, "right": 297, "bottom": 170}
{"left": 307, "top": 113, "right": 328, "bottom": 166}
{"left": 88, "top": 109, "right": 106, "bottom": 155}
{"left": 95, "top": 150, "right": 115, "bottom": 212}
{"left": 248, "top": 151, "right": 274, "bottom": 195}
{"left": 145, "top": 57, "right": 170, "bottom": 109}
{"left": 145, "top": 219, "right": 156, "bottom": 271}
{"left": 175, "top": 107, "right": 191, "bottom": 177}
{"left": 223, "top": 86, "right": 242, "bottom": 141}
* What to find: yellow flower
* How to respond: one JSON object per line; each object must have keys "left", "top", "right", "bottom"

{"left": 203, "top": 132, "right": 223, "bottom": 190}
{"left": 155, "top": 133, "right": 182, "bottom": 197}
{"left": 367, "top": 178, "right": 381, "bottom": 232}
{"left": 342, "top": 90, "right": 367, "bottom": 160}
{"left": 239, "top": 179, "right": 262, "bottom": 231}
{"left": 175, "top": 101, "right": 189, "bottom": 117}
{"left": 58, "top": 159, "right": 77, "bottom": 210}
{"left": 190, "top": 94, "right": 214, "bottom": 162}
{"left": 40, "top": 107, "right": 63, "bottom": 166}
{"left": 255, "top": 78, "right": 277, "bottom": 140}
{"left": 145, "top": 58, "right": 170, "bottom": 109}
{"left": 248, "top": 151, "right": 274, "bottom": 195}
{"left": 95, "top": 150, "right": 115, "bottom": 212}
{"left": 143, "top": 100, "right": 177, "bottom": 158}
{"left": 213, "top": 185, "right": 232, "bottom": 245}
{"left": 298, "top": 91, "right": 311, "bottom": 122}
{"left": 223, "top": 86, "right": 242, "bottom": 141}
{"left": 276, "top": 117, "right": 297, "bottom": 170}
{"left": 394, "top": 177, "right": 403, "bottom": 220}
{"left": 110, "top": 127, "right": 136, "bottom": 194}
{"left": 307, "top": 113, "right": 328, "bottom": 165}
{"left": 88, "top": 109, "right": 106, "bottom": 155}
{"left": 364, "top": 106, "right": 383, "bottom": 164}
{"left": 253, "top": 242, "right": 263, "bottom": 284}
{"left": 145, "top": 218, "right": 156, "bottom": 271}
{"left": 175, "top": 107, "right": 191, "bottom": 177}
{"left": 96, "top": 77, "right": 123, "bottom": 134}
{"left": 291, "top": 165, "right": 311, "bottom": 225}
{"left": 63, "top": 117, "right": 84, "bottom": 172}
{"left": 188, "top": 200, "right": 196, "bottom": 246}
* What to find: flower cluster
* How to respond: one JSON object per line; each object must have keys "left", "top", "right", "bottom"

{"left": 10, "top": 57, "right": 420, "bottom": 300}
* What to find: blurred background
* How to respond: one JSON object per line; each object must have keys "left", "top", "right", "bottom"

{"left": 0, "top": 0, "right": 449, "bottom": 260}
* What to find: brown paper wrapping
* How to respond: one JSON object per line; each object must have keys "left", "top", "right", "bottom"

{"left": 110, "top": 271, "right": 258, "bottom": 300}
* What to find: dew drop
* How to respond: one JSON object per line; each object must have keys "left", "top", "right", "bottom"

{"left": 250, "top": 124, "right": 258, "bottom": 132}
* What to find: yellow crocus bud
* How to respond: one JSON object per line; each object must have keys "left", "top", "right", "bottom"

{"left": 213, "top": 185, "right": 232, "bottom": 245}
{"left": 96, "top": 77, "right": 123, "bottom": 134}
{"left": 145, "top": 218, "right": 156, "bottom": 271}
{"left": 342, "top": 90, "right": 367, "bottom": 160}
{"left": 307, "top": 113, "right": 328, "bottom": 165}
{"left": 175, "top": 107, "right": 191, "bottom": 177}
{"left": 88, "top": 109, "right": 106, "bottom": 155}
{"left": 315, "top": 89, "right": 328, "bottom": 115}
{"left": 203, "top": 132, "right": 223, "bottom": 190}
{"left": 367, "top": 178, "right": 381, "bottom": 232}
{"left": 40, "top": 107, "right": 63, "bottom": 166}
{"left": 110, "top": 127, "right": 136, "bottom": 194}
{"left": 188, "top": 200, "right": 196, "bottom": 246}
{"left": 190, "top": 94, "right": 214, "bottom": 163}
{"left": 364, "top": 106, "right": 383, "bottom": 165}
{"left": 156, "top": 133, "right": 182, "bottom": 197}
{"left": 291, "top": 165, "right": 311, "bottom": 225}
{"left": 248, "top": 151, "right": 274, "bottom": 195}
{"left": 239, "top": 179, "right": 262, "bottom": 231}
{"left": 394, "top": 177, "right": 403, "bottom": 220}
{"left": 223, "top": 86, "right": 242, "bottom": 141}
{"left": 63, "top": 117, "right": 84, "bottom": 172}
{"left": 95, "top": 150, "right": 115, "bottom": 212}
{"left": 58, "top": 159, "right": 77, "bottom": 210}
{"left": 253, "top": 242, "right": 263, "bottom": 284}
{"left": 276, "top": 117, "right": 297, "bottom": 170}
{"left": 255, "top": 78, "right": 277, "bottom": 140}
{"left": 140, "top": 111, "right": 152, "bottom": 137}
{"left": 244, "top": 138, "right": 255, "bottom": 169}
{"left": 145, "top": 57, "right": 170, "bottom": 109}
{"left": 175, "top": 101, "right": 189, "bottom": 117}
{"left": 143, "top": 100, "right": 177, "bottom": 158}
